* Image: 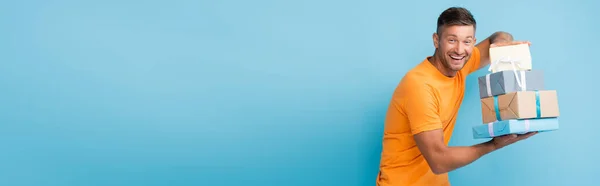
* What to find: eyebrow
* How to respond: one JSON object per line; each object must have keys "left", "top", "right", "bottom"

{"left": 445, "top": 34, "right": 474, "bottom": 39}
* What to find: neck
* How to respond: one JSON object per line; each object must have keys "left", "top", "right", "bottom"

{"left": 429, "top": 51, "right": 457, "bottom": 77}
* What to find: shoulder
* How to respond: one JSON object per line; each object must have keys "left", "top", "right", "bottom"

{"left": 470, "top": 46, "right": 481, "bottom": 64}
{"left": 398, "top": 61, "right": 438, "bottom": 90}
{"left": 399, "top": 70, "right": 430, "bottom": 89}
{"left": 461, "top": 46, "right": 482, "bottom": 75}
{"left": 469, "top": 45, "right": 481, "bottom": 61}
{"left": 393, "top": 65, "right": 438, "bottom": 102}
{"left": 472, "top": 45, "right": 481, "bottom": 56}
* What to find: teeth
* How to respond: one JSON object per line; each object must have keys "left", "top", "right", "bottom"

{"left": 450, "top": 55, "right": 464, "bottom": 60}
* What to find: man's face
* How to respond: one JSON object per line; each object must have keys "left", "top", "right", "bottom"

{"left": 434, "top": 25, "right": 476, "bottom": 72}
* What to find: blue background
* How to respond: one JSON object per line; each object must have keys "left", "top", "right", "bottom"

{"left": 1, "top": 0, "right": 597, "bottom": 185}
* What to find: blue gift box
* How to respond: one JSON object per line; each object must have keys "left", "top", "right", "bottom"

{"left": 472, "top": 118, "right": 559, "bottom": 139}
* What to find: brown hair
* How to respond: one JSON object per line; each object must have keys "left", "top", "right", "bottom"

{"left": 436, "top": 7, "right": 476, "bottom": 35}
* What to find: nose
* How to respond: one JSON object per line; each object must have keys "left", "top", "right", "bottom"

{"left": 456, "top": 42, "right": 465, "bottom": 54}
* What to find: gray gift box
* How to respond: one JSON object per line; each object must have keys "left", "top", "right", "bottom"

{"left": 477, "top": 70, "right": 545, "bottom": 99}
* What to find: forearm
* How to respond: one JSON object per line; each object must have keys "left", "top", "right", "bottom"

{"left": 428, "top": 141, "right": 496, "bottom": 174}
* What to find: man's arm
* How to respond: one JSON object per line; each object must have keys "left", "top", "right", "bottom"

{"left": 414, "top": 128, "right": 537, "bottom": 174}
{"left": 475, "top": 31, "right": 516, "bottom": 70}
{"left": 401, "top": 77, "right": 536, "bottom": 174}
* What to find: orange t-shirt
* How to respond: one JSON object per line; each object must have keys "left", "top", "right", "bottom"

{"left": 376, "top": 47, "right": 481, "bottom": 186}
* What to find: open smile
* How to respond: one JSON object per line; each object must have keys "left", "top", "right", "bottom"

{"left": 449, "top": 55, "right": 465, "bottom": 60}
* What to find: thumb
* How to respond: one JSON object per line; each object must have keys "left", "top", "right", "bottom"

{"left": 502, "top": 134, "right": 518, "bottom": 143}
{"left": 506, "top": 134, "right": 517, "bottom": 139}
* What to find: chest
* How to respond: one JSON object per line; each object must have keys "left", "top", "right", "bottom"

{"left": 434, "top": 79, "right": 466, "bottom": 123}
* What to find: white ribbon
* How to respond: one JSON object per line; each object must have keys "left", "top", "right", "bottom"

{"left": 488, "top": 122, "right": 495, "bottom": 137}
{"left": 488, "top": 56, "right": 527, "bottom": 91}
{"left": 519, "top": 71, "right": 527, "bottom": 91}
{"left": 485, "top": 74, "right": 492, "bottom": 97}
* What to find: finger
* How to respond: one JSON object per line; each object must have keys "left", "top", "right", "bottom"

{"left": 517, "top": 132, "right": 537, "bottom": 140}
{"left": 500, "top": 134, "right": 517, "bottom": 143}
{"left": 514, "top": 41, "right": 529, "bottom": 45}
{"left": 506, "top": 134, "right": 518, "bottom": 140}
{"left": 492, "top": 41, "right": 529, "bottom": 47}
{"left": 495, "top": 134, "right": 514, "bottom": 140}
{"left": 519, "top": 41, "right": 531, "bottom": 46}
{"left": 506, "top": 133, "right": 533, "bottom": 143}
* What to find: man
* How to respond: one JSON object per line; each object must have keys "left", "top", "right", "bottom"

{"left": 376, "top": 7, "right": 536, "bottom": 186}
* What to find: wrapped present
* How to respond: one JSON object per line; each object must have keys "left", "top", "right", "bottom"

{"left": 472, "top": 118, "right": 559, "bottom": 139}
{"left": 481, "top": 90, "right": 560, "bottom": 123}
{"left": 477, "top": 70, "right": 545, "bottom": 99}
{"left": 488, "top": 43, "right": 532, "bottom": 73}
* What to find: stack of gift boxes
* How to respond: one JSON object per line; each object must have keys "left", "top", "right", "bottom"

{"left": 472, "top": 43, "right": 560, "bottom": 138}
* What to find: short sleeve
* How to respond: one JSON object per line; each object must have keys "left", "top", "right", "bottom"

{"left": 461, "top": 46, "right": 482, "bottom": 75}
{"left": 399, "top": 81, "right": 443, "bottom": 135}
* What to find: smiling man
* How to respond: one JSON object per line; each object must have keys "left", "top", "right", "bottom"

{"left": 376, "top": 7, "right": 535, "bottom": 186}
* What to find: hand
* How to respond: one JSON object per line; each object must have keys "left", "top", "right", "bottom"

{"left": 491, "top": 132, "right": 537, "bottom": 150}
{"left": 491, "top": 40, "right": 532, "bottom": 48}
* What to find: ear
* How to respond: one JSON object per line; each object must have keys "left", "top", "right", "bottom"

{"left": 432, "top": 32, "right": 439, "bottom": 49}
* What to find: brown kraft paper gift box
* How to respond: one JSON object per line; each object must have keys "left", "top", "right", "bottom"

{"left": 480, "top": 90, "right": 560, "bottom": 124}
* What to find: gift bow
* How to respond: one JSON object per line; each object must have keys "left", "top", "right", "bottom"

{"left": 488, "top": 56, "right": 525, "bottom": 72}
{"left": 488, "top": 56, "right": 527, "bottom": 91}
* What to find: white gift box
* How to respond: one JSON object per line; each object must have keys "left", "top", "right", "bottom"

{"left": 488, "top": 43, "right": 532, "bottom": 73}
